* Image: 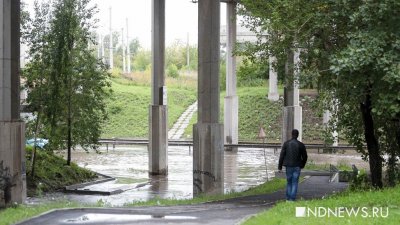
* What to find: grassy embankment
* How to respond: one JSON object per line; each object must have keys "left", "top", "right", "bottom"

{"left": 25, "top": 146, "right": 97, "bottom": 197}
{"left": 184, "top": 87, "right": 324, "bottom": 143}
{"left": 243, "top": 185, "right": 400, "bottom": 225}
{"left": 101, "top": 76, "right": 197, "bottom": 138}
{"left": 104, "top": 75, "right": 325, "bottom": 142}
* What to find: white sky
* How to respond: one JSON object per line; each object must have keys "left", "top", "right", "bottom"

{"left": 24, "top": 0, "right": 230, "bottom": 49}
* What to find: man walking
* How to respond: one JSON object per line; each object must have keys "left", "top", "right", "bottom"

{"left": 278, "top": 129, "right": 308, "bottom": 201}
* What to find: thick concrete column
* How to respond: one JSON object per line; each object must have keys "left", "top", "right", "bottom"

{"left": 193, "top": 0, "right": 224, "bottom": 196}
{"left": 0, "top": 0, "right": 26, "bottom": 206}
{"left": 149, "top": 0, "right": 168, "bottom": 175}
{"left": 268, "top": 56, "right": 279, "bottom": 101}
{"left": 282, "top": 49, "right": 302, "bottom": 142}
{"left": 224, "top": 2, "right": 238, "bottom": 152}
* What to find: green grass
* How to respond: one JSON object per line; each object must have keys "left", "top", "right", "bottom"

{"left": 104, "top": 78, "right": 325, "bottom": 142}
{"left": 125, "top": 178, "right": 287, "bottom": 206}
{"left": 101, "top": 79, "right": 196, "bottom": 138}
{"left": 25, "top": 147, "right": 97, "bottom": 196}
{"left": 0, "top": 201, "right": 84, "bottom": 225}
{"left": 305, "top": 160, "right": 353, "bottom": 171}
{"left": 0, "top": 200, "right": 112, "bottom": 225}
{"left": 184, "top": 86, "right": 324, "bottom": 143}
{"left": 243, "top": 185, "right": 400, "bottom": 225}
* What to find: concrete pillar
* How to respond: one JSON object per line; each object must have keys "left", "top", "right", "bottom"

{"left": 282, "top": 49, "right": 302, "bottom": 142}
{"left": 0, "top": 0, "right": 26, "bottom": 205}
{"left": 109, "top": 7, "right": 113, "bottom": 69}
{"left": 268, "top": 56, "right": 279, "bottom": 101}
{"left": 126, "top": 18, "right": 131, "bottom": 74}
{"left": 149, "top": 0, "right": 168, "bottom": 175}
{"left": 121, "top": 28, "right": 126, "bottom": 73}
{"left": 224, "top": 2, "right": 238, "bottom": 152}
{"left": 323, "top": 110, "right": 338, "bottom": 146}
{"left": 193, "top": 0, "right": 224, "bottom": 196}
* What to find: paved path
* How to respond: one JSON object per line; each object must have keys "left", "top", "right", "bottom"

{"left": 168, "top": 101, "right": 197, "bottom": 140}
{"left": 17, "top": 176, "right": 347, "bottom": 225}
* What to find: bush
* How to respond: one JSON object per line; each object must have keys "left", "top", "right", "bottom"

{"left": 167, "top": 64, "right": 179, "bottom": 78}
{"left": 237, "top": 60, "right": 268, "bottom": 86}
{"left": 349, "top": 170, "right": 373, "bottom": 191}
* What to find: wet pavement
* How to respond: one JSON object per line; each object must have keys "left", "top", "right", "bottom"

{"left": 17, "top": 176, "right": 348, "bottom": 225}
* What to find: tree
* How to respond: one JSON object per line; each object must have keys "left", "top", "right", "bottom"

{"left": 133, "top": 49, "right": 151, "bottom": 71}
{"left": 239, "top": 0, "right": 400, "bottom": 187}
{"left": 24, "top": 0, "right": 111, "bottom": 166}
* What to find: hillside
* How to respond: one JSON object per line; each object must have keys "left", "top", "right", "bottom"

{"left": 101, "top": 79, "right": 197, "bottom": 138}
{"left": 103, "top": 79, "right": 324, "bottom": 143}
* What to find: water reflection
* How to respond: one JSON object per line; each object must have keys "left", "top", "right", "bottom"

{"left": 42, "top": 145, "right": 365, "bottom": 206}
{"left": 48, "top": 145, "right": 277, "bottom": 206}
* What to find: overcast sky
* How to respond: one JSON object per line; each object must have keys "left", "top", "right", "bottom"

{"left": 24, "top": 0, "right": 230, "bottom": 49}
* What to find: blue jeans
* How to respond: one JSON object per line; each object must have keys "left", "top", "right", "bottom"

{"left": 285, "top": 167, "right": 301, "bottom": 201}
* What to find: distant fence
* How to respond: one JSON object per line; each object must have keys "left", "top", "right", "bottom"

{"left": 99, "top": 138, "right": 358, "bottom": 154}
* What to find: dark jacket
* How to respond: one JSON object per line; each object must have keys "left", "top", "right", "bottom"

{"left": 278, "top": 138, "right": 307, "bottom": 170}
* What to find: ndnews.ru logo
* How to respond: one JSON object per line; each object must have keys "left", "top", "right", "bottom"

{"left": 296, "top": 207, "right": 389, "bottom": 218}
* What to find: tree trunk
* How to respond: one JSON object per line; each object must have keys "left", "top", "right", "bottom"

{"left": 360, "top": 93, "right": 382, "bottom": 188}
{"left": 396, "top": 119, "right": 400, "bottom": 154}
{"left": 67, "top": 79, "right": 72, "bottom": 166}
{"left": 31, "top": 112, "right": 41, "bottom": 178}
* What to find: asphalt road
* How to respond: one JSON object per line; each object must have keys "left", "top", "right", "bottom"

{"left": 16, "top": 176, "right": 348, "bottom": 225}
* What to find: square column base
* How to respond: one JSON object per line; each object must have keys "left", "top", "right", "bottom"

{"left": 224, "top": 96, "right": 238, "bottom": 152}
{"left": 0, "top": 121, "right": 26, "bottom": 207}
{"left": 193, "top": 123, "right": 224, "bottom": 196}
{"left": 149, "top": 105, "right": 168, "bottom": 175}
{"left": 268, "top": 92, "right": 280, "bottom": 101}
{"left": 282, "top": 106, "right": 303, "bottom": 143}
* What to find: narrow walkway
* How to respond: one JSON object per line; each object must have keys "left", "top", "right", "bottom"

{"left": 17, "top": 176, "right": 348, "bottom": 225}
{"left": 168, "top": 101, "right": 197, "bottom": 140}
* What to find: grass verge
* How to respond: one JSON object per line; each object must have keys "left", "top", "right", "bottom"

{"left": 0, "top": 201, "right": 83, "bottom": 225}
{"left": 126, "top": 178, "right": 287, "bottom": 206}
{"left": 242, "top": 185, "right": 400, "bottom": 225}
{"left": 0, "top": 178, "right": 286, "bottom": 225}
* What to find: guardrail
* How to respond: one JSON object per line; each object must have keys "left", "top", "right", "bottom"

{"left": 99, "top": 138, "right": 358, "bottom": 154}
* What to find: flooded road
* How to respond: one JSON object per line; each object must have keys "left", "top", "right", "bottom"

{"left": 37, "top": 145, "right": 367, "bottom": 206}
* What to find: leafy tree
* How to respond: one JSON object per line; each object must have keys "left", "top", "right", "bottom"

{"left": 239, "top": 0, "right": 400, "bottom": 187}
{"left": 129, "top": 38, "right": 140, "bottom": 57}
{"left": 23, "top": 0, "right": 111, "bottom": 166}
{"left": 133, "top": 49, "right": 151, "bottom": 71}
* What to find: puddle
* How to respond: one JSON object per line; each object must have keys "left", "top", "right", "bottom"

{"left": 64, "top": 213, "right": 196, "bottom": 223}
{"left": 30, "top": 145, "right": 367, "bottom": 206}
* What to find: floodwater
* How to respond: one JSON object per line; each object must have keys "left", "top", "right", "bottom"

{"left": 34, "top": 145, "right": 367, "bottom": 206}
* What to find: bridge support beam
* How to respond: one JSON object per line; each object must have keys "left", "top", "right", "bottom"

{"left": 282, "top": 49, "right": 302, "bottom": 142}
{"left": 193, "top": 0, "right": 224, "bottom": 196}
{"left": 224, "top": 2, "right": 238, "bottom": 152}
{"left": 0, "top": 0, "right": 26, "bottom": 206}
{"left": 268, "top": 56, "right": 279, "bottom": 101}
{"left": 149, "top": 0, "right": 168, "bottom": 175}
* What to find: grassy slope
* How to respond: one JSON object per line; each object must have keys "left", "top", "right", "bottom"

{"left": 185, "top": 86, "right": 324, "bottom": 143}
{"left": 25, "top": 147, "right": 97, "bottom": 196}
{"left": 102, "top": 79, "right": 196, "bottom": 138}
{"left": 243, "top": 185, "right": 400, "bottom": 225}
